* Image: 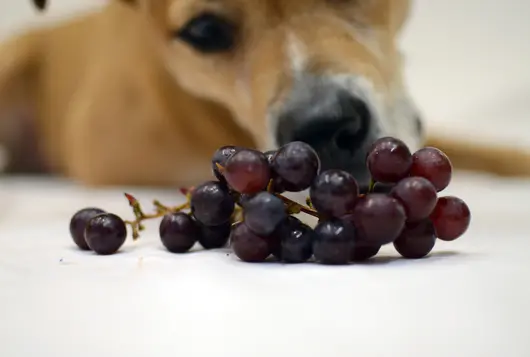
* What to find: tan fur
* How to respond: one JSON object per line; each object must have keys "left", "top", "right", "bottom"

{"left": 0, "top": 0, "right": 528, "bottom": 187}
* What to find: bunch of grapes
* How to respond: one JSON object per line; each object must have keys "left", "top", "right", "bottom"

{"left": 68, "top": 137, "right": 471, "bottom": 265}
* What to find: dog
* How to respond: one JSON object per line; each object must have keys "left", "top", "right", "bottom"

{"left": 0, "top": 0, "right": 529, "bottom": 189}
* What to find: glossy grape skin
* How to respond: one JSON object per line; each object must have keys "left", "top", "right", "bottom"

{"left": 243, "top": 192, "right": 287, "bottom": 236}
{"left": 160, "top": 213, "right": 199, "bottom": 253}
{"left": 265, "top": 150, "right": 286, "bottom": 193}
{"left": 211, "top": 145, "right": 239, "bottom": 182}
{"left": 274, "top": 216, "right": 315, "bottom": 263}
{"left": 224, "top": 149, "right": 271, "bottom": 194}
{"left": 85, "top": 213, "right": 127, "bottom": 255}
{"left": 350, "top": 243, "right": 381, "bottom": 262}
{"left": 190, "top": 181, "right": 235, "bottom": 226}
{"left": 271, "top": 141, "right": 320, "bottom": 192}
{"left": 313, "top": 219, "right": 356, "bottom": 265}
{"left": 430, "top": 196, "right": 471, "bottom": 241}
{"left": 197, "top": 221, "right": 231, "bottom": 249}
{"left": 366, "top": 137, "right": 412, "bottom": 183}
{"left": 393, "top": 219, "right": 436, "bottom": 259}
{"left": 410, "top": 147, "right": 452, "bottom": 192}
{"left": 69, "top": 207, "right": 106, "bottom": 250}
{"left": 310, "top": 169, "right": 359, "bottom": 218}
{"left": 230, "top": 222, "right": 271, "bottom": 262}
{"left": 344, "top": 194, "right": 406, "bottom": 245}
{"left": 390, "top": 177, "right": 438, "bottom": 221}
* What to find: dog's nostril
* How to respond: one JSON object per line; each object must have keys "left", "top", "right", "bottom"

{"left": 335, "top": 125, "right": 358, "bottom": 151}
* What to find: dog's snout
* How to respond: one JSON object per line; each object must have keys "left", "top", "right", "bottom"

{"left": 275, "top": 91, "right": 374, "bottom": 185}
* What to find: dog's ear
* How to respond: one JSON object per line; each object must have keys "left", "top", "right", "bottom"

{"left": 32, "top": 0, "right": 47, "bottom": 11}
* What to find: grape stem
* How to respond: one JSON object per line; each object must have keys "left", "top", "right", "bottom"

{"left": 274, "top": 194, "right": 319, "bottom": 218}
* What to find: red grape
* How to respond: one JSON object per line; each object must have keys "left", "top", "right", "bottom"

{"left": 211, "top": 145, "right": 239, "bottom": 183}
{"left": 85, "top": 213, "right": 127, "bottom": 255}
{"left": 313, "top": 219, "right": 355, "bottom": 265}
{"left": 344, "top": 194, "right": 406, "bottom": 245}
{"left": 393, "top": 219, "right": 436, "bottom": 259}
{"left": 350, "top": 243, "right": 381, "bottom": 262}
{"left": 230, "top": 222, "right": 271, "bottom": 262}
{"left": 224, "top": 149, "right": 271, "bottom": 194}
{"left": 390, "top": 177, "right": 437, "bottom": 221}
{"left": 160, "top": 213, "right": 198, "bottom": 253}
{"left": 190, "top": 181, "right": 235, "bottom": 226}
{"left": 310, "top": 169, "right": 359, "bottom": 218}
{"left": 265, "top": 150, "right": 286, "bottom": 193}
{"left": 430, "top": 196, "right": 471, "bottom": 241}
{"left": 272, "top": 141, "right": 320, "bottom": 192}
{"left": 410, "top": 147, "right": 452, "bottom": 192}
{"left": 243, "top": 192, "right": 287, "bottom": 236}
{"left": 273, "top": 216, "right": 314, "bottom": 263}
{"left": 366, "top": 137, "right": 412, "bottom": 183}
{"left": 69, "top": 207, "right": 106, "bottom": 250}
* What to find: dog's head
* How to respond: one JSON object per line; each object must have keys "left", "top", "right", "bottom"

{"left": 35, "top": 0, "right": 424, "bottom": 187}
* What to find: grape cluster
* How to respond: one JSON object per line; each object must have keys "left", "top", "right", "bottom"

{"left": 68, "top": 137, "right": 471, "bottom": 264}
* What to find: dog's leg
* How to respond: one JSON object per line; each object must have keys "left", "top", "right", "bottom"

{"left": 0, "top": 31, "right": 47, "bottom": 173}
{"left": 425, "top": 134, "right": 530, "bottom": 177}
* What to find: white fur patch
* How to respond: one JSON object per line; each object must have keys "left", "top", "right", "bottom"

{"left": 285, "top": 32, "right": 308, "bottom": 77}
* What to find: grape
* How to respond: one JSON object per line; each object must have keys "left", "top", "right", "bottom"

{"left": 85, "top": 213, "right": 127, "bottom": 255}
{"left": 265, "top": 150, "right": 286, "bottom": 193}
{"left": 190, "top": 181, "right": 235, "bottom": 226}
{"left": 230, "top": 222, "right": 271, "bottom": 262}
{"left": 309, "top": 169, "right": 359, "bottom": 218}
{"left": 212, "top": 145, "right": 239, "bottom": 182}
{"left": 69, "top": 207, "right": 106, "bottom": 250}
{"left": 430, "top": 196, "right": 471, "bottom": 241}
{"left": 159, "top": 213, "right": 198, "bottom": 253}
{"left": 197, "top": 221, "right": 231, "bottom": 249}
{"left": 393, "top": 219, "right": 436, "bottom": 259}
{"left": 274, "top": 216, "right": 314, "bottom": 263}
{"left": 390, "top": 177, "right": 437, "bottom": 221}
{"left": 313, "top": 219, "right": 355, "bottom": 265}
{"left": 344, "top": 194, "right": 406, "bottom": 245}
{"left": 350, "top": 243, "right": 381, "bottom": 262}
{"left": 243, "top": 192, "right": 287, "bottom": 236}
{"left": 224, "top": 149, "right": 271, "bottom": 194}
{"left": 410, "top": 147, "right": 452, "bottom": 192}
{"left": 366, "top": 137, "right": 412, "bottom": 183}
{"left": 272, "top": 141, "right": 320, "bottom": 192}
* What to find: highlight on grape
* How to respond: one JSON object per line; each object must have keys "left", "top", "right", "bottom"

{"left": 68, "top": 137, "right": 471, "bottom": 265}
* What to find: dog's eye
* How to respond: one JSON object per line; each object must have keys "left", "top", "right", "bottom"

{"left": 176, "top": 13, "right": 236, "bottom": 53}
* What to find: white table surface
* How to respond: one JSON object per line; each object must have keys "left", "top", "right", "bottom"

{"left": 1, "top": 173, "right": 529, "bottom": 357}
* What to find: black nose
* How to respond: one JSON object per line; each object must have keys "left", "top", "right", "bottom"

{"left": 276, "top": 92, "right": 374, "bottom": 184}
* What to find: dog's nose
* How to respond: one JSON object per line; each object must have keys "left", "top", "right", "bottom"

{"left": 276, "top": 92, "right": 374, "bottom": 185}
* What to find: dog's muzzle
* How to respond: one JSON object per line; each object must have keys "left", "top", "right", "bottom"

{"left": 274, "top": 78, "right": 379, "bottom": 187}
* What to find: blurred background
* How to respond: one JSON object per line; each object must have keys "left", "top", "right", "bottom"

{"left": 1, "top": 0, "right": 529, "bottom": 147}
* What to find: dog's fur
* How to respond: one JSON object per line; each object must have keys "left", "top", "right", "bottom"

{"left": 0, "top": 0, "right": 529, "bottom": 188}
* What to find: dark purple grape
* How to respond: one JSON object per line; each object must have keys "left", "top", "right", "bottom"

{"left": 272, "top": 141, "right": 320, "bottom": 192}
{"left": 366, "top": 137, "right": 412, "bottom": 183}
{"left": 160, "top": 213, "right": 198, "bottom": 253}
{"left": 274, "top": 216, "right": 314, "bottom": 263}
{"left": 85, "top": 213, "right": 127, "bottom": 255}
{"left": 313, "top": 219, "right": 355, "bottom": 265}
{"left": 212, "top": 145, "right": 239, "bottom": 182}
{"left": 430, "top": 196, "right": 471, "bottom": 241}
{"left": 265, "top": 150, "right": 286, "bottom": 193}
{"left": 190, "top": 181, "right": 234, "bottom": 226}
{"left": 69, "top": 207, "right": 106, "bottom": 250}
{"left": 224, "top": 149, "right": 271, "bottom": 194}
{"left": 393, "top": 219, "right": 436, "bottom": 259}
{"left": 390, "top": 177, "right": 437, "bottom": 221}
{"left": 230, "top": 222, "right": 271, "bottom": 262}
{"left": 243, "top": 192, "right": 287, "bottom": 236}
{"left": 344, "top": 194, "right": 406, "bottom": 245}
{"left": 310, "top": 169, "right": 359, "bottom": 218}
{"left": 410, "top": 147, "right": 452, "bottom": 192}
{"left": 197, "top": 221, "right": 231, "bottom": 249}
{"left": 350, "top": 243, "right": 381, "bottom": 262}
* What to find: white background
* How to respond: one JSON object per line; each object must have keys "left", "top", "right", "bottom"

{"left": 1, "top": 1, "right": 530, "bottom": 357}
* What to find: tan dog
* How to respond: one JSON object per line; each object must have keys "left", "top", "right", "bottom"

{"left": 0, "top": 0, "right": 529, "bottom": 188}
